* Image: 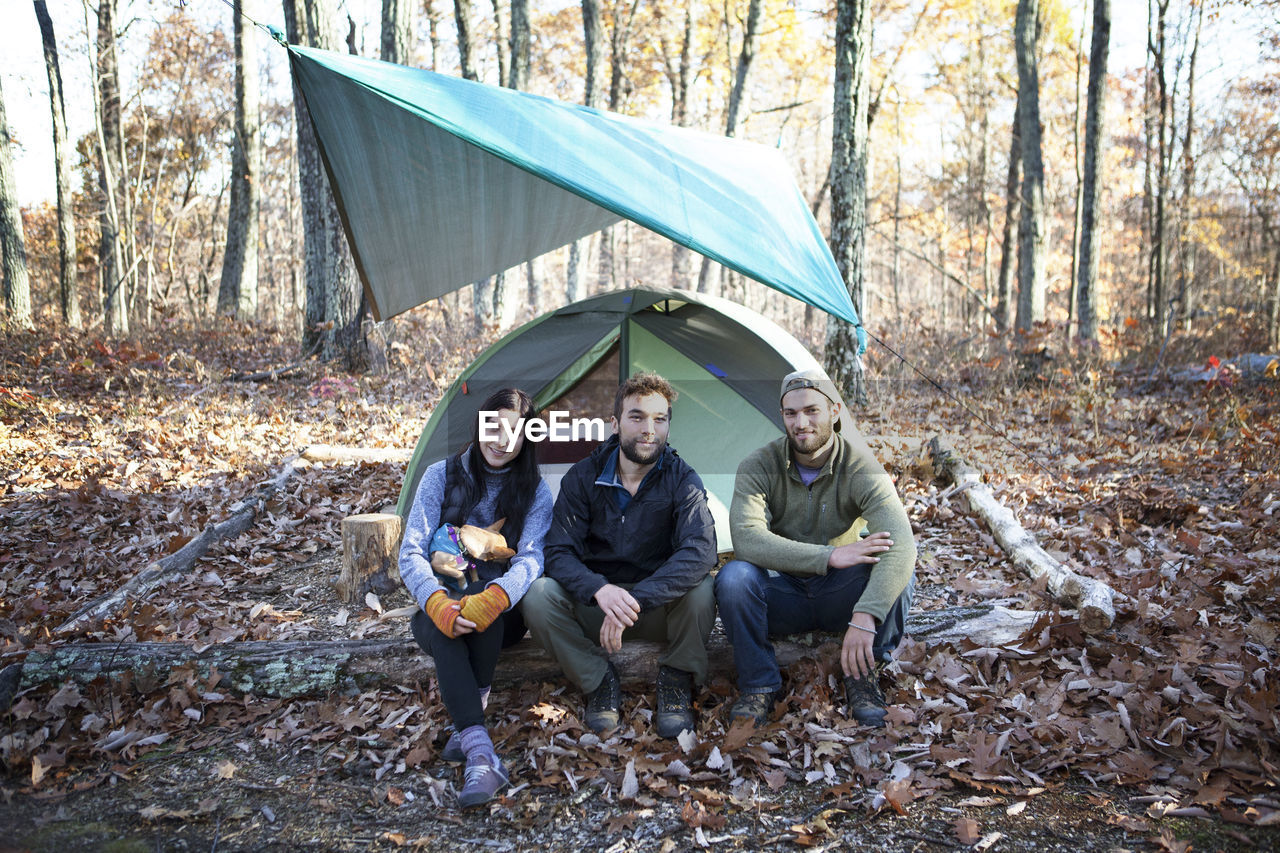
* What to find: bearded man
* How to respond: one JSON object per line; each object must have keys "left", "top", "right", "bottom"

{"left": 522, "top": 372, "right": 716, "bottom": 739}
{"left": 715, "top": 368, "right": 916, "bottom": 727}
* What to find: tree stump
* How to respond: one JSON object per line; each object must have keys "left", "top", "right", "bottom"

{"left": 337, "top": 514, "right": 403, "bottom": 604}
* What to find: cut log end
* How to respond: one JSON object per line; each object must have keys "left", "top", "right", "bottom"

{"left": 337, "top": 514, "right": 404, "bottom": 605}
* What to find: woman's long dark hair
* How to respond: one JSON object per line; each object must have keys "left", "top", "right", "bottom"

{"left": 456, "top": 388, "right": 541, "bottom": 538}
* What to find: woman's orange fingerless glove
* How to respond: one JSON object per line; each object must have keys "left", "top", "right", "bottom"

{"left": 458, "top": 585, "right": 510, "bottom": 633}
{"left": 424, "top": 589, "right": 461, "bottom": 637}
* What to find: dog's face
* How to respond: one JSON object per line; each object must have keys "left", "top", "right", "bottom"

{"left": 456, "top": 518, "right": 516, "bottom": 562}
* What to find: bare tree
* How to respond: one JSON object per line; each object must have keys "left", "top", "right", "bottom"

{"left": 597, "top": 0, "right": 641, "bottom": 291}
{"left": 995, "top": 92, "right": 1021, "bottom": 331}
{"left": 218, "top": 0, "right": 262, "bottom": 321}
{"left": 1176, "top": 0, "right": 1203, "bottom": 331}
{"left": 1013, "top": 0, "right": 1046, "bottom": 331}
{"left": 825, "top": 0, "right": 871, "bottom": 407}
{"left": 1077, "top": 0, "right": 1110, "bottom": 341}
{"left": 661, "top": 1, "right": 695, "bottom": 289}
{"left": 34, "top": 0, "right": 79, "bottom": 328}
{"left": 1148, "top": 0, "right": 1171, "bottom": 339}
{"left": 95, "top": 0, "right": 132, "bottom": 335}
{"left": 282, "top": 0, "right": 364, "bottom": 366}
{"left": 566, "top": 0, "right": 607, "bottom": 303}
{"left": 0, "top": 78, "right": 32, "bottom": 329}
{"left": 453, "top": 0, "right": 478, "bottom": 80}
{"left": 724, "top": 0, "right": 762, "bottom": 137}
{"left": 381, "top": 0, "right": 412, "bottom": 63}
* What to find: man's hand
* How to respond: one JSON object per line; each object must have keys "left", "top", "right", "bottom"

{"left": 599, "top": 613, "right": 627, "bottom": 653}
{"left": 828, "top": 531, "right": 893, "bottom": 569}
{"left": 593, "top": 584, "right": 640, "bottom": 627}
{"left": 841, "top": 611, "right": 878, "bottom": 679}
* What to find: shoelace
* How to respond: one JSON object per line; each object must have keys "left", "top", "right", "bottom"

{"left": 464, "top": 761, "right": 499, "bottom": 785}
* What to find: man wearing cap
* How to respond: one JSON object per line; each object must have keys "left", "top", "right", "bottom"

{"left": 715, "top": 368, "right": 916, "bottom": 727}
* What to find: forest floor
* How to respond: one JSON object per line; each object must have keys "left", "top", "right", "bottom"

{"left": 1, "top": 311, "right": 1278, "bottom": 852}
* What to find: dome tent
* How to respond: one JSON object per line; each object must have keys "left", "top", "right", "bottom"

{"left": 398, "top": 287, "right": 852, "bottom": 552}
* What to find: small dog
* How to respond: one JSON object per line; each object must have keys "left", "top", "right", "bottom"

{"left": 430, "top": 518, "right": 516, "bottom": 594}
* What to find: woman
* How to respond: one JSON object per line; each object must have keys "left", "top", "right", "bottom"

{"left": 399, "top": 388, "right": 552, "bottom": 808}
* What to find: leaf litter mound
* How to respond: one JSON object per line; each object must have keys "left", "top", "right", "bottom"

{"left": 1, "top": 319, "right": 1277, "bottom": 851}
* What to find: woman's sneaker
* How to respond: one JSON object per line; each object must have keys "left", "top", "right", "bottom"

{"left": 440, "top": 729, "right": 464, "bottom": 763}
{"left": 457, "top": 756, "right": 509, "bottom": 808}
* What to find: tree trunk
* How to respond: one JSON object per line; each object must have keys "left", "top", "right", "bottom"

{"left": 96, "top": 0, "right": 130, "bottom": 336}
{"left": 666, "top": 3, "right": 694, "bottom": 288}
{"left": 283, "top": 0, "right": 364, "bottom": 367}
{"left": 1077, "top": 0, "right": 1110, "bottom": 341}
{"left": 15, "top": 605, "right": 1042, "bottom": 705}
{"left": 596, "top": 0, "right": 640, "bottom": 291}
{"left": 218, "top": 0, "right": 262, "bottom": 321}
{"left": 1270, "top": 245, "right": 1280, "bottom": 351}
{"left": 424, "top": 0, "right": 441, "bottom": 69}
{"left": 825, "top": 0, "right": 870, "bottom": 407}
{"left": 380, "top": 0, "right": 412, "bottom": 63}
{"left": 724, "top": 0, "right": 762, "bottom": 137}
{"left": 508, "top": 0, "right": 529, "bottom": 90}
{"left": 1067, "top": 13, "right": 1085, "bottom": 342}
{"left": 473, "top": 277, "right": 495, "bottom": 327}
{"left": 927, "top": 436, "right": 1118, "bottom": 633}
{"left": 0, "top": 79, "right": 32, "bottom": 329}
{"left": 491, "top": 0, "right": 509, "bottom": 87}
{"left": 1013, "top": 0, "right": 1046, "bottom": 331}
{"left": 35, "top": 0, "right": 79, "bottom": 328}
{"left": 1177, "top": 1, "right": 1202, "bottom": 332}
{"left": 453, "top": 0, "right": 478, "bottom": 81}
{"left": 566, "top": 0, "right": 607, "bottom": 303}
{"left": 995, "top": 99, "right": 1021, "bottom": 332}
{"left": 1150, "top": 0, "right": 1171, "bottom": 340}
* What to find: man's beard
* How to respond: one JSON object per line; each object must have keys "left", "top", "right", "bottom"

{"left": 787, "top": 422, "right": 832, "bottom": 456}
{"left": 620, "top": 434, "right": 665, "bottom": 465}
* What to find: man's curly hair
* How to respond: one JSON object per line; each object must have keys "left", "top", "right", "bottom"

{"left": 613, "top": 371, "right": 678, "bottom": 420}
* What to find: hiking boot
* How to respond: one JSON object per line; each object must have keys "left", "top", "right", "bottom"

{"left": 728, "top": 690, "right": 779, "bottom": 727}
{"left": 843, "top": 671, "right": 888, "bottom": 727}
{"left": 655, "top": 666, "right": 695, "bottom": 738}
{"left": 457, "top": 756, "right": 509, "bottom": 808}
{"left": 440, "top": 729, "right": 464, "bottom": 763}
{"left": 584, "top": 663, "right": 621, "bottom": 733}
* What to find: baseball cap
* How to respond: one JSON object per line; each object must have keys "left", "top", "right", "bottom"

{"left": 780, "top": 368, "right": 842, "bottom": 406}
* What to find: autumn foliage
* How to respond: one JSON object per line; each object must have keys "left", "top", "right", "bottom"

{"left": 1, "top": 319, "right": 1277, "bottom": 846}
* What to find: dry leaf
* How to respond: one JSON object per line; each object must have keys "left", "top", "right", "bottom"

{"left": 954, "top": 817, "right": 981, "bottom": 845}
{"left": 621, "top": 759, "right": 639, "bottom": 800}
{"left": 214, "top": 760, "right": 237, "bottom": 780}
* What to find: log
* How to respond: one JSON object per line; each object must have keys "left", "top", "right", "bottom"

{"left": 8, "top": 604, "right": 1041, "bottom": 706}
{"left": 926, "top": 435, "right": 1116, "bottom": 633}
{"left": 56, "top": 457, "right": 308, "bottom": 635}
{"left": 337, "top": 514, "right": 403, "bottom": 604}
{"left": 301, "top": 445, "right": 413, "bottom": 465}
{"left": 57, "top": 446, "right": 412, "bottom": 636}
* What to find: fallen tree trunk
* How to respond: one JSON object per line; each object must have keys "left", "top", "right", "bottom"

{"left": 57, "top": 446, "right": 412, "bottom": 635}
{"left": 926, "top": 435, "right": 1116, "bottom": 633}
{"left": 300, "top": 445, "right": 413, "bottom": 465}
{"left": 10, "top": 604, "right": 1039, "bottom": 706}
{"left": 57, "top": 457, "right": 307, "bottom": 634}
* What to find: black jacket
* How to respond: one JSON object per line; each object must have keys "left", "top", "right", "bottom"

{"left": 544, "top": 435, "right": 716, "bottom": 611}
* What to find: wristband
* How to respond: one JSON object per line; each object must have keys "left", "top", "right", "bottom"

{"left": 848, "top": 621, "right": 876, "bottom": 635}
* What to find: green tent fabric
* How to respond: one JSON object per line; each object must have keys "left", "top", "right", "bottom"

{"left": 397, "top": 287, "right": 853, "bottom": 552}
{"left": 287, "top": 45, "right": 859, "bottom": 325}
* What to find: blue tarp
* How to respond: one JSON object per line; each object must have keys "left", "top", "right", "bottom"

{"left": 288, "top": 45, "right": 859, "bottom": 325}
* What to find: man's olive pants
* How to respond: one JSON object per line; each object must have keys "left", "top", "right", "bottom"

{"left": 521, "top": 575, "right": 715, "bottom": 693}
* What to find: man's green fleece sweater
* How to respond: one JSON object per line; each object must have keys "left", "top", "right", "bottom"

{"left": 729, "top": 430, "right": 916, "bottom": 624}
